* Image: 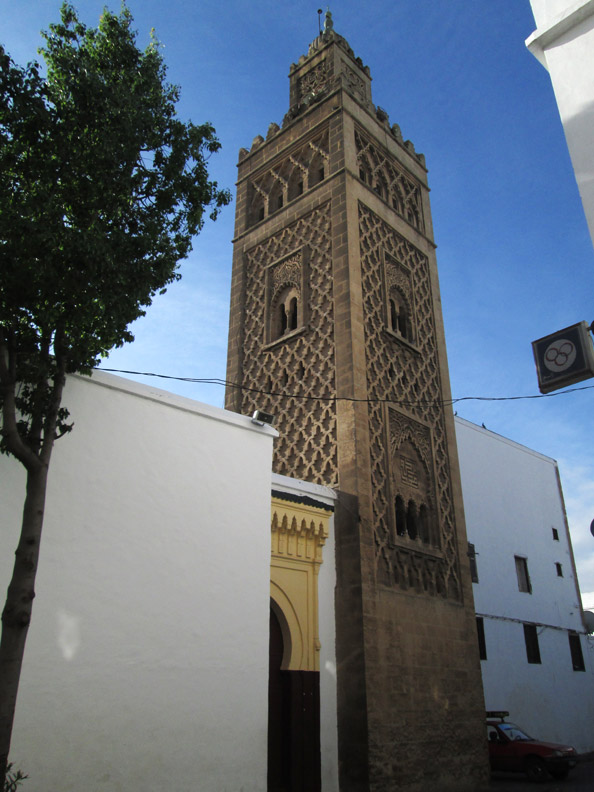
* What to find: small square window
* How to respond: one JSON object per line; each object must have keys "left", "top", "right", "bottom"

{"left": 555, "top": 563, "right": 563, "bottom": 577}
{"left": 569, "top": 632, "right": 585, "bottom": 671}
{"left": 515, "top": 556, "right": 532, "bottom": 593}
{"left": 523, "top": 624, "right": 541, "bottom": 664}
{"left": 476, "top": 617, "right": 487, "bottom": 660}
{"left": 552, "top": 528, "right": 559, "bottom": 541}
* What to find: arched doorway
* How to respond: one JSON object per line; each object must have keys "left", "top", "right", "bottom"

{"left": 268, "top": 606, "right": 291, "bottom": 792}
{"left": 267, "top": 602, "right": 320, "bottom": 792}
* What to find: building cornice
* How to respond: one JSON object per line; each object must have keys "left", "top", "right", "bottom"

{"left": 526, "top": 0, "right": 594, "bottom": 69}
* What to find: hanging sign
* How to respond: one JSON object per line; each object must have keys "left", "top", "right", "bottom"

{"left": 532, "top": 321, "right": 594, "bottom": 394}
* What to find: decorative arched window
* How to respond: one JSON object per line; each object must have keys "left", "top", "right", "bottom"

{"left": 384, "top": 254, "right": 416, "bottom": 346}
{"left": 392, "top": 184, "right": 404, "bottom": 215}
{"left": 271, "top": 285, "right": 301, "bottom": 342}
{"left": 390, "top": 417, "right": 439, "bottom": 551}
{"left": 358, "top": 155, "right": 372, "bottom": 185}
{"left": 395, "top": 496, "right": 406, "bottom": 537}
{"left": 250, "top": 192, "right": 265, "bottom": 226}
{"left": 389, "top": 290, "right": 412, "bottom": 342}
{"left": 308, "top": 152, "right": 326, "bottom": 188}
{"left": 407, "top": 202, "right": 420, "bottom": 228}
{"left": 389, "top": 298, "right": 398, "bottom": 333}
{"left": 374, "top": 174, "right": 388, "bottom": 200}
{"left": 269, "top": 181, "right": 284, "bottom": 214}
{"left": 265, "top": 248, "right": 308, "bottom": 346}
{"left": 406, "top": 500, "right": 418, "bottom": 540}
{"left": 288, "top": 166, "right": 305, "bottom": 202}
{"left": 288, "top": 297, "right": 298, "bottom": 331}
{"left": 418, "top": 504, "right": 430, "bottom": 544}
{"left": 278, "top": 303, "right": 288, "bottom": 337}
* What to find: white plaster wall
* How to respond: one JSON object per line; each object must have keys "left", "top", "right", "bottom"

{"left": 456, "top": 418, "right": 582, "bottom": 627}
{"left": 479, "top": 618, "right": 594, "bottom": 752}
{"left": 530, "top": 0, "right": 587, "bottom": 27}
{"left": 527, "top": 0, "right": 594, "bottom": 248}
{"left": 1, "top": 371, "right": 275, "bottom": 792}
{"left": 271, "top": 474, "right": 339, "bottom": 792}
{"left": 455, "top": 417, "right": 594, "bottom": 752}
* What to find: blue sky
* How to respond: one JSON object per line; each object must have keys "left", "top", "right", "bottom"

{"left": 3, "top": 1, "right": 594, "bottom": 604}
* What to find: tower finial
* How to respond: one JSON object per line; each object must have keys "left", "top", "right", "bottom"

{"left": 324, "top": 8, "right": 334, "bottom": 33}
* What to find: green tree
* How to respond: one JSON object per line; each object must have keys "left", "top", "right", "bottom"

{"left": 0, "top": 4, "right": 230, "bottom": 781}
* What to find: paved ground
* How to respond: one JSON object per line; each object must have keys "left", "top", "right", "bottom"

{"left": 483, "top": 754, "right": 594, "bottom": 791}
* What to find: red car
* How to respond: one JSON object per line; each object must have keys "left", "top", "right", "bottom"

{"left": 486, "top": 711, "right": 577, "bottom": 782}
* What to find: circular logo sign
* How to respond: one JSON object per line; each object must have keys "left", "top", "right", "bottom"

{"left": 543, "top": 339, "right": 576, "bottom": 373}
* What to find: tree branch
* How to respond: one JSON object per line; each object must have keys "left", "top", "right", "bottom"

{"left": 39, "top": 329, "right": 67, "bottom": 466}
{"left": 0, "top": 339, "right": 40, "bottom": 472}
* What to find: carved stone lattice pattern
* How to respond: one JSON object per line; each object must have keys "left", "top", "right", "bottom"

{"left": 241, "top": 203, "right": 337, "bottom": 485}
{"left": 341, "top": 63, "right": 366, "bottom": 102}
{"left": 359, "top": 203, "right": 461, "bottom": 599}
{"left": 298, "top": 60, "right": 331, "bottom": 101}
{"left": 248, "top": 127, "right": 329, "bottom": 227}
{"left": 385, "top": 256, "right": 412, "bottom": 302}
{"left": 389, "top": 411, "right": 432, "bottom": 473}
{"left": 271, "top": 255, "right": 301, "bottom": 305}
{"left": 355, "top": 128, "right": 424, "bottom": 232}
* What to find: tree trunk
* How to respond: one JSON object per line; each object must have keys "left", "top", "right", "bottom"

{"left": 0, "top": 462, "right": 49, "bottom": 783}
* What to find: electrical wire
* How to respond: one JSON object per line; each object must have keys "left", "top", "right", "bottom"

{"left": 97, "top": 367, "right": 594, "bottom": 407}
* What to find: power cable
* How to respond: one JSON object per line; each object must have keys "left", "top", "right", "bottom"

{"left": 97, "top": 367, "right": 594, "bottom": 407}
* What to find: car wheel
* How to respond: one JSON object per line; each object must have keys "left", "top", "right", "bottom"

{"left": 550, "top": 766, "right": 569, "bottom": 780}
{"left": 525, "top": 756, "right": 549, "bottom": 783}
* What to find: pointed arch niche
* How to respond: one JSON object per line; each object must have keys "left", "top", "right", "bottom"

{"left": 383, "top": 251, "right": 417, "bottom": 347}
{"left": 270, "top": 493, "right": 331, "bottom": 671}
{"left": 265, "top": 247, "right": 309, "bottom": 347}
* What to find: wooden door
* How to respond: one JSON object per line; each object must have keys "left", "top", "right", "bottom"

{"left": 268, "top": 605, "right": 321, "bottom": 792}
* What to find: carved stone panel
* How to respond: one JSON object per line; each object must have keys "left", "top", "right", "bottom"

{"left": 298, "top": 59, "right": 331, "bottom": 103}
{"left": 355, "top": 127, "right": 424, "bottom": 231}
{"left": 341, "top": 63, "right": 366, "bottom": 102}
{"left": 387, "top": 408, "right": 440, "bottom": 550}
{"left": 265, "top": 249, "right": 309, "bottom": 345}
{"left": 247, "top": 127, "right": 329, "bottom": 228}
{"left": 383, "top": 252, "right": 417, "bottom": 346}
{"left": 358, "top": 202, "right": 461, "bottom": 599}
{"left": 240, "top": 203, "right": 337, "bottom": 486}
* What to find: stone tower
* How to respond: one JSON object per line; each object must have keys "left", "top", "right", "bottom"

{"left": 225, "top": 14, "right": 488, "bottom": 792}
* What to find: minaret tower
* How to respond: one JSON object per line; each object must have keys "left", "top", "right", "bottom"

{"left": 226, "top": 13, "right": 487, "bottom": 792}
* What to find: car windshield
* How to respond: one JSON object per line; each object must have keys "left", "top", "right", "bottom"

{"left": 499, "top": 722, "right": 532, "bottom": 741}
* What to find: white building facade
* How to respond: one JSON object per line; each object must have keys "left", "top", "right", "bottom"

{"left": 1, "top": 371, "right": 340, "bottom": 791}
{"left": 526, "top": 0, "right": 594, "bottom": 248}
{"left": 4, "top": 372, "right": 593, "bottom": 787}
{"left": 456, "top": 416, "right": 594, "bottom": 753}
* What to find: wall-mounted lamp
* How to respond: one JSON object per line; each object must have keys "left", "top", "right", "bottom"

{"left": 251, "top": 409, "right": 275, "bottom": 427}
